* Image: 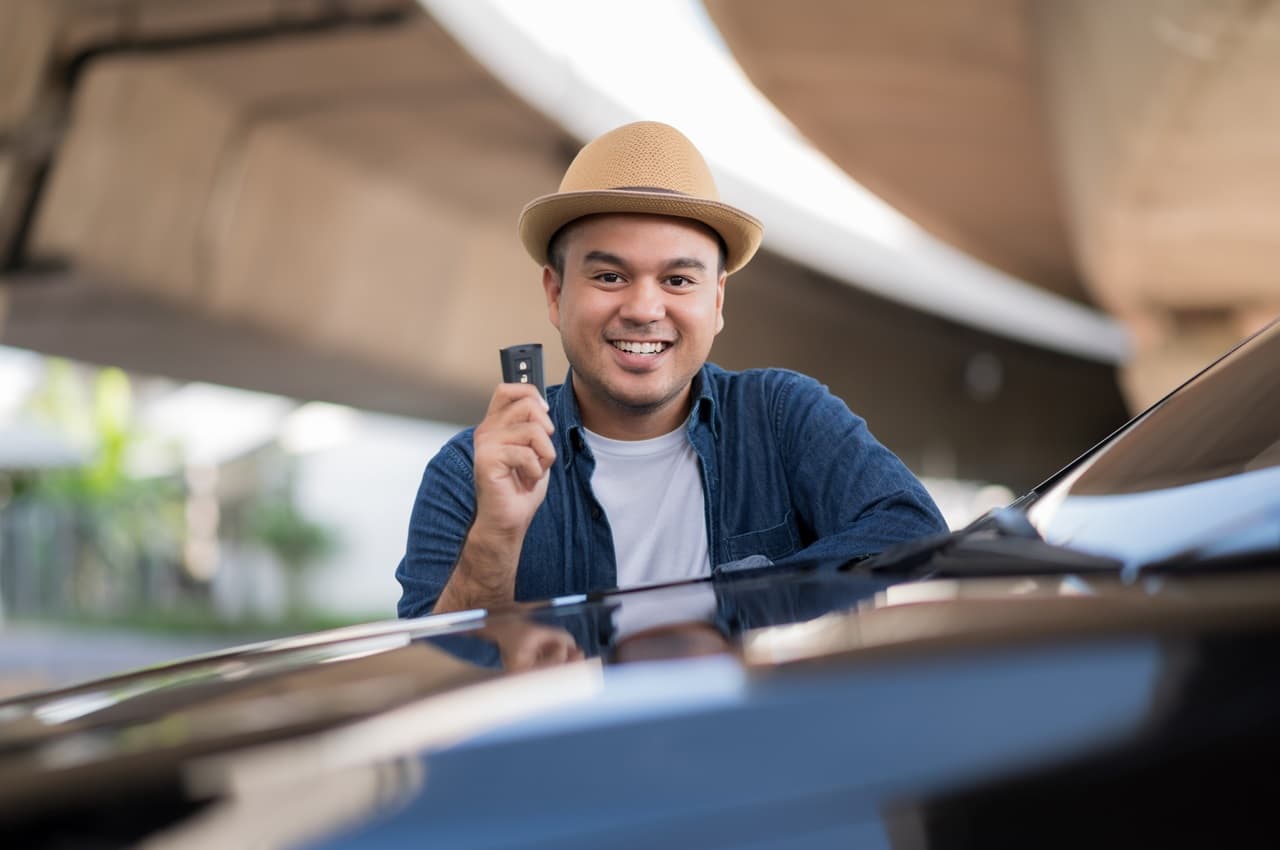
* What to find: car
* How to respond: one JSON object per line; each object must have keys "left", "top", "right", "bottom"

{"left": 2, "top": 317, "right": 1279, "bottom": 849}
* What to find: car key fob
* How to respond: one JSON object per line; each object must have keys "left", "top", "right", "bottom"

{"left": 499, "top": 343, "right": 545, "bottom": 399}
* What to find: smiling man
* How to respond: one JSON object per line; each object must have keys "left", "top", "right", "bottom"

{"left": 397, "top": 121, "right": 946, "bottom": 617}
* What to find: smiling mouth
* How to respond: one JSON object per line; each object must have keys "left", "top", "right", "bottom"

{"left": 611, "top": 340, "right": 671, "bottom": 355}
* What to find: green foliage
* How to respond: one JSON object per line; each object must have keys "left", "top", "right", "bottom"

{"left": 244, "top": 498, "right": 339, "bottom": 575}
{"left": 27, "top": 361, "right": 147, "bottom": 502}
{"left": 6, "top": 357, "right": 343, "bottom": 623}
{"left": 242, "top": 493, "right": 341, "bottom": 617}
{"left": 5, "top": 359, "right": 185, "bottom": 615}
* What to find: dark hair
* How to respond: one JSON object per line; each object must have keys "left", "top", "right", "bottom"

{"left": 547, "top": 216, "right": 728, "bottom": 279}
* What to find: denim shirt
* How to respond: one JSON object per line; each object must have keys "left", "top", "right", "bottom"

{"left": 396, "top": 363, "right": 946, "bottom": 618}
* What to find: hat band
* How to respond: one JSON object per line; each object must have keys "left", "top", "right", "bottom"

{"left": 612, "top": 186, "right": 693, "bottom": 195}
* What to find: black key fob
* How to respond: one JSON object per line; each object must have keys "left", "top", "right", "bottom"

{"left": 499, "top": 343, "right": 545, "bottom": 399}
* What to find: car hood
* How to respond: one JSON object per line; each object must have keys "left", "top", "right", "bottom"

{"left": 4, "top": 565, "right": 1280, "bottom": 832}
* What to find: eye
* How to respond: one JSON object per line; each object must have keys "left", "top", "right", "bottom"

{"left": 594, "top": 272, "right": 624, "bottom": 285}
{"left": 666, "top": 275, "right": 694, "bottom": 288}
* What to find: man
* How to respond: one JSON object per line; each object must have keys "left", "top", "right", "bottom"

{"left": 397, "top": 121, "right": 946, "bottom": 618}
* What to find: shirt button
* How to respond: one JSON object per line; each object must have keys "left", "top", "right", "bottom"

{"left": 591, "top": 506, "right": 601, "bottom": 519}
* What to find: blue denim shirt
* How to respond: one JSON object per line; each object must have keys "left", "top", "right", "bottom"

{"left": 396, "top": 363, "right": 946, "bottom": 617}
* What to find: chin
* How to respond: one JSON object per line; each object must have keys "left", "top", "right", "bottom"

{"left": 603, "top": 380, "right": 679, "bottom": 414}
{"left": 609, "top": 390, "right": 670, "bottom": 413}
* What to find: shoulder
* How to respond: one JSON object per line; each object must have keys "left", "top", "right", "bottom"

{"left": 428, "top": 425, "right": 478, "bottom": 478}
{"left": 703, "top": 362, "right": 827, "bottom": 406}
{"left": 702, "top": 364, "right": 837, "bottom": 439}
{"left": 705, "top": 363, "right": 862, "bottom": 446}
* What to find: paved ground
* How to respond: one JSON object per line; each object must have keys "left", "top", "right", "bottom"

{"left": 0, "top": 624, "right": 254, "bottom": 699}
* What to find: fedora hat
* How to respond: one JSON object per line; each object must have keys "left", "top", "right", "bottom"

{"left": 518, "top": 121, "right": 763, "bottom": 275}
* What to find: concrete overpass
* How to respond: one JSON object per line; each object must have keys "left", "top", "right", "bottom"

{"left": 705, "top": 0, "right": 1280, "bottom": 411}
{"left": 5, "top": 1, "right": 1270, "bottom": 489}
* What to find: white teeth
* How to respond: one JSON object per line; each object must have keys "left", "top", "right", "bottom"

{"left": 612, "top": 340, "right": 667, "bottom": 354}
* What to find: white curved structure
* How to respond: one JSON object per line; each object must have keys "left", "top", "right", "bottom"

{"left": 421, "top": 0, "right": 1130, "bottom": 364}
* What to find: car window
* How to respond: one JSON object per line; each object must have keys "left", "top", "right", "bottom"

{"left": 1027, "top": 319, "right": 1280, "bottom": 564}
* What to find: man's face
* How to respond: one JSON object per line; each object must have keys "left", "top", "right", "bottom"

{"left": 543, "top": 213, "right": 726, "bottom": 438}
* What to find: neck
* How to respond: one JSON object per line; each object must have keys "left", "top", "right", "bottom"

{"left": 572, "top": 376, "right": 692, "bottom": 441}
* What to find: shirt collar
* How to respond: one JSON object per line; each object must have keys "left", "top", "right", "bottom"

{"left": 555, "top": 368, "right": 588, "bottom": 469}
{"left": 689, "top": 363, "right": 721, "bottom": 440}
{"left": 556, "top": 364, "right": 721, "bottom": 468}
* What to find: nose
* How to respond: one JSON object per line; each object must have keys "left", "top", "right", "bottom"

{"left": 618, "top": 278, "right": 666, "bottom": 325}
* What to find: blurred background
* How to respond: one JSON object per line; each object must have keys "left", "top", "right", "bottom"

{"left": 1, "top": 0, "right": 1277, "bottom": 694}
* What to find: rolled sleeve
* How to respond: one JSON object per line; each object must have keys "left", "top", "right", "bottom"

{"left": 396, "top": 434, "right": 478, "bottom": 618}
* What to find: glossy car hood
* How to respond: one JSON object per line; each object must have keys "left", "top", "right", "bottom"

{"left": 5, "top": 565, "right": 1280, "bottom": 815}
{"left": 3, "top": 564, "right": 1280, "bottom": 849}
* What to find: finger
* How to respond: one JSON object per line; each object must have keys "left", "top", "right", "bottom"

{"left": 509, "top": 422, "right": 556, "bottom": 468}
{"left": 478, "top": 421, "right": 556, "bottom": 468}
{"left": 486, "top": 382, "right": 549, "bottom": 420}
{"left": 480, "top": 398, "right": 554, "bottom": 444}
{"left": 486, "top": 445, "right": 548, "bottom": 488}
{"left": 476, "top": 425, "right": 550, "bottom": 471}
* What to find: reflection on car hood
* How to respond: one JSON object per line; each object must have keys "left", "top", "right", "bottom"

{"left": 4, "top": 568, "right": 1280, "bottom": 787}
{"left": 1024, "top": 316, "right": 1280, "bottom": 567}
{"left": 2, "top": 564, "right": 1280, "bottom": 848}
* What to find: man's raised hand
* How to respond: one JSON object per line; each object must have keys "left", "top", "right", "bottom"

{"left": 471, "top": 382, "right": 556, "bottom": 537}
{"left": 432, "top": 382, "right": 556, "bottom": 614}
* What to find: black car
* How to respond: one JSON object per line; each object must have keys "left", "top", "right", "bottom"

{"left": 2, "top": 318, "right": 1279, "bottom": 849}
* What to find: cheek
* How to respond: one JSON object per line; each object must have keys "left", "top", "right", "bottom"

{"left": 568, "top": 294, "right": 612, "bottom": 329}
{"left": 687, "top": 296, "right": 722, "bottom": 338}
{"left": 557, "top": 299, "right": 598, "bottom": 340}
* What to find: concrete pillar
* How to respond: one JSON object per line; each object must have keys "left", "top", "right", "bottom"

{"left": 1032, "top": 0, "right": 1280, "bottom": 409}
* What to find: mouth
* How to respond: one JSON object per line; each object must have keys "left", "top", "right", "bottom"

{"left": 610, "top": 340, "right": 672, "bottom": 356}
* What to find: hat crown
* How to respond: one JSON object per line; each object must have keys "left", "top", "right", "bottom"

{"left": 558, "top": 121, "right": 720, "bottom": 200}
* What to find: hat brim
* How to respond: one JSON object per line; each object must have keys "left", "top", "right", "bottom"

{"left": 518, "top": 189, "right": 763, "bottom": 276}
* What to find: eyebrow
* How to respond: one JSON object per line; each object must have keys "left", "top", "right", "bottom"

{"left": 580, "top": 251, "right": 709, "bottom": 272}
{"left": 582, "top": 250, "right": 628, "bottom": 269}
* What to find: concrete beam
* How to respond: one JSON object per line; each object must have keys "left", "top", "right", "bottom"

{"left": 23, "top": 18, "right": 573, "bottom": 408}
{"left": 704, "top": 0, "right": 1086, "bottom": 305}
{"left": 1031, "top": 0, "right": 1280, "bottom": 408}
{"left": 1, "top": 0, "right": 1132, "bottom": 487}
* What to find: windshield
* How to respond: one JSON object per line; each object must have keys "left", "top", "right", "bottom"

{"left": 1025, "top": 318, "right": 1280, "bottom": 566}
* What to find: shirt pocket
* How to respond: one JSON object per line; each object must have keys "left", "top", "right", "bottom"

{"left": 725, "top": 513, "right": 799, "bottom": 563}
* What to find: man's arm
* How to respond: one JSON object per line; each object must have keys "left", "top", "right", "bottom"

{"left": 434, "top": 521, "right": 529, "bottom": 614}
{"left": 774, "top": 373, "right": 947, "bottom": 569}
{"left": 396, "top": 440, "right": 476, "bottom": 618}
{"left": 397, "top": 383, "right": 554, "bottom": 617}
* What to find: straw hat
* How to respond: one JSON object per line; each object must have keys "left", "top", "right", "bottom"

{"left": 518, "top": 121, "right": 763, "bottom": 275}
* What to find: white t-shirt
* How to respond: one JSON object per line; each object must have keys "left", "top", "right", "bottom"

{"left": 581, "top": 426, "right": 711, "bottom": 589}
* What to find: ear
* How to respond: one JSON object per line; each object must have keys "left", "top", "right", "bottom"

{"left": 543, "top": 265, "right": 563, "bottom": 330}
{"left": 714, "top": 271, "right": 727, "bottom": 335}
